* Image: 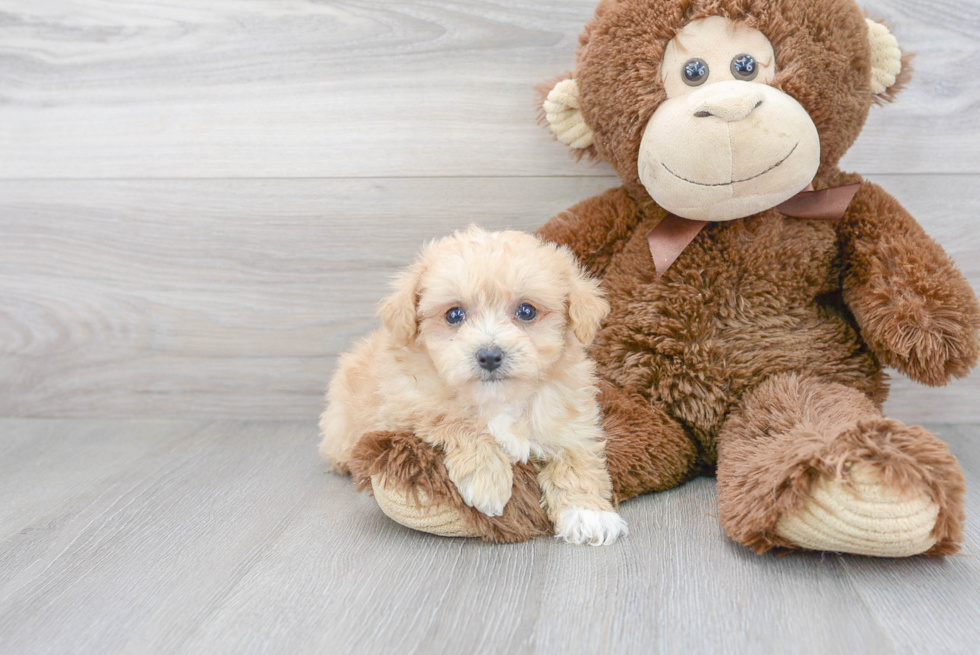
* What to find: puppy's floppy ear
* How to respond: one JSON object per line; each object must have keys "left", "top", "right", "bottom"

{"left": 560, "top": 248, "right": 609, "bottom": 346}
{"left": 378, "top": 262, "right": 424, "bottom": 346}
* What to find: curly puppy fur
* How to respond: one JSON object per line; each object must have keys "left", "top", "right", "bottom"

{"left": 321, "top": 227, "right": 628, "bottom": 545}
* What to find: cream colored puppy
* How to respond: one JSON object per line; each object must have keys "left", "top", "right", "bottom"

{"left": 319, "top": 226, "right": 627, "bottom": 546}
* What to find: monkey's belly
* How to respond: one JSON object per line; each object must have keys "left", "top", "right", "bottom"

{"left": 591, "top": 212, "right": 883, "bottom": 460}
{"left": 593, "top": 300, "right": 883, "bottom": 463}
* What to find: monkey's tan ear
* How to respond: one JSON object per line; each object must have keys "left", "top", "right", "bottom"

{"left": 378, "top": 263, "right": 424, "bottom": 346}
{"left": 543, "top": 78, "right": 595, "bottom": 150}
{"left": 866, "top": 19, "right": 904, "bottom": 96}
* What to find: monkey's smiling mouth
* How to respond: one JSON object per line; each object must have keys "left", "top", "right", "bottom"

{"left": 662, "top": 142, "right": 798, "bottom": 187}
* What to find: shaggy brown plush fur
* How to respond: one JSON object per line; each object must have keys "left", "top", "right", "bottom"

{"left": 715, "top": 373, "right": 965, "bottom": 556}
{"left": 349, "top": 0, "right": 979, "bottom": 555}
{"left": 840, "top": 182, "right": 980, "bottom": 385}
{"left": 598, "top": 381, "right": 702, "bottom": 500}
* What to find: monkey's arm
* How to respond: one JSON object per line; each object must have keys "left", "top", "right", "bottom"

{"left": 839, "top": 181, "right": 980, "bottom": 386}
{"left": 535, "top": 186, "right": 644, "bottom": 277}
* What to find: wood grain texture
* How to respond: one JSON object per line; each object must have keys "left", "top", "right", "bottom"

{"left": 2, "top": 174, "right": 978, "bottom": 421}
{"left": 0, "top": 419, "right": 203, "bottom": 538}
{"left": 0, "top": 419, "right": 977, "bottom": 654}
{"left": 1, "top": 1, "right": 979, "bottom": 422}
{"left": 0, "top": 176, "right": 618, "bottom": 418}
{"left": 0, "top": 0, "right": 977, "bottom": 179}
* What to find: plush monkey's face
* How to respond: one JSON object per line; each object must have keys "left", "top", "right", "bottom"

{"left": 637, "top": 17, "right": 819, "bottom": 221}
{"left": 542, "top": 0, "right": 905, "bottom": 222}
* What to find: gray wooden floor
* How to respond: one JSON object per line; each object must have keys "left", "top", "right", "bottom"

{"left": 1, "top": 419, "right": 978, "bottom": 655}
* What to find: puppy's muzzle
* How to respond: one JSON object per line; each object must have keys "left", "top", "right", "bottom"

{"left": 476, "top": 346, "right": 504, "bottom": 372}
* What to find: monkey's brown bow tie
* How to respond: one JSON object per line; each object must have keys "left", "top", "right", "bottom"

{"left": 647, "top": 183, "right": 862, "bottom": 277}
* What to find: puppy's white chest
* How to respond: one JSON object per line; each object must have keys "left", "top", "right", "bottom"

{"left": 488, "top": 411, "right": 542, "bottom": 464}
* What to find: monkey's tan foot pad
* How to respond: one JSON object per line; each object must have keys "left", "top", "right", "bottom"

{"left": 775, "top": 465, "right": 939, "bottom": 557}
{"left": 371, "top": 475, "right": 481, "bottom": 538}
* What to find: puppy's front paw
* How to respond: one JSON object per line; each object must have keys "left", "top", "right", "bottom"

{"left": 488, "top": 414, "right": 540, "bottom": 464}
{"left": 495, "top": 431, "right": 531, "bottom": 464}
{"left": 453, "top": 461, "right": 513, "bottom": 517}
{"left": 556, "top": 507, "right": 628, "bottom": 546}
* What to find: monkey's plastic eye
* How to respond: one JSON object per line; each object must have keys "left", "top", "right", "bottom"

{"left": 515, "top": 303, "right": 537, "bottom": 322}
{"left": 682, "top": 58, "right": 709, "bottom": 86}
{"left": 445, "top": 307, "right": 466, "bottom": 325}
{"left": 731, "top": 54, "right": 759, "bottom": 81}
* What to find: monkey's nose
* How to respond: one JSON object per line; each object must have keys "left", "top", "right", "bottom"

{"left": 476, "top": 346, "right": 504, "bottom": 372}
{"left": 689, "top": 83, "right": 765, "bottom": 122}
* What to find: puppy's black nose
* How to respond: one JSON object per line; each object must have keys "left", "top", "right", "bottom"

{"left": 476, "top": 346, "right": 504, "bottom": 372}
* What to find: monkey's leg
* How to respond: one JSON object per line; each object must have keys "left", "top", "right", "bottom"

{"left": 715, "top": 373, "right": 964, "bottom": 557}
{"left": 597, "top": 381, "right": 701, "bottom": 502}
{"left": 347, "top": 431, "right": 551, "bottom": 543}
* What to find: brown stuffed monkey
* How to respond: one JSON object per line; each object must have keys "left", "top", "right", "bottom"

{"left": 338, "top": 0, "right": 980, "bottom": 557}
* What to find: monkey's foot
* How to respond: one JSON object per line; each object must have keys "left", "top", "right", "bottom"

{"left": 348, "top": 430, "right": 552, "bottom": 543}
{"left": 372, "top": 474, "right": 481, "bottom": 538}
{"left": 775, "top": 464, "right": 940, "bottom": 557}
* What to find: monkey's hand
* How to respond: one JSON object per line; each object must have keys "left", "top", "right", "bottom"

{"left": 841, "top": 182, "right": 980, "bottom": 386}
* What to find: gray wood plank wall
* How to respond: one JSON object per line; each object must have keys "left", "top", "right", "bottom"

{"left": 2, "top": 0, "right": 979, "bottom": 420}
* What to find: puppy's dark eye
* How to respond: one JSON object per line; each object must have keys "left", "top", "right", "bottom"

{"left": 515, "top": 303, "right": 537, "bottom": 322}
{"left": 445, "top": 307, "right": 466, "bottom": 325}
{"left": 683, "top": 58, "right": 709, "bottom": 86}
{"left": 730, "top": 54, "right": 759, "bottom": 81}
